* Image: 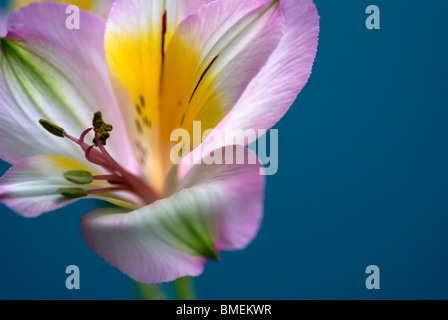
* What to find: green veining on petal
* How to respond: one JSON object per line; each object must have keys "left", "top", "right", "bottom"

{"left": 0, "top": 38, "right": 88, "bottom": 128}
{"left": 149, "top": 189, "right": 219, "bottom": 260}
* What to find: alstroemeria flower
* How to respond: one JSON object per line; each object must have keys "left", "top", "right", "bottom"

{"left": 0, "top": 0, "right": 319, "bottom": 283}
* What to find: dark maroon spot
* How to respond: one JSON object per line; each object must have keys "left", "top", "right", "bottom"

{"left": 180, "top": 114, "right": 186, "bottom": 126}
{"left": 140, "top": 95, "right": 146, "bottom": 108}
{"left": 135, "top": 119, "right": 143, "bottom": 135}
{"left": 139, "top": 156, "right": 147, "bottom": 165}
{"left": 143, "top": 117, "right": 152, "bottom": 128}
{"left": 189, "top": 55, "right": 219, "bottom": 103}
{"left": 161, "top": 11, "right": 167, "bottom": 59}
{"left": 136, "top": 104, "right": 142, "bottom": 115}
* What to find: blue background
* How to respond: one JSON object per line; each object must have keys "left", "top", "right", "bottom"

{"left": 1, "top": 0, "right": 448, "bottom": 299}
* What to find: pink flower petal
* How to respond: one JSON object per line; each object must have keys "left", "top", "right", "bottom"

{"left": 81, "top": 145, "right": 265, "bottom": 283}
{"left": 216, "top": 0, "right": 320, "bottom": 141}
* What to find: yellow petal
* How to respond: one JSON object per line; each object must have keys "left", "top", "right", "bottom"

{"left": 106, "top": 0, "right": 282, "bottom": 192}
{"left": 105, "top": 1, "right": 216, "bottom": 191}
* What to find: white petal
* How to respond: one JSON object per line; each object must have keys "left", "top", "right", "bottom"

{"left": 0, "top": 154, "right": 137, "bottom": 217}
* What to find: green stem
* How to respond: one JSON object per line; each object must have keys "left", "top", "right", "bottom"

{"left": 174, "top": 277, "right": 196, "bottom": 300}
{"left": 135, "top": 281, "right": 166, "bottom": 300}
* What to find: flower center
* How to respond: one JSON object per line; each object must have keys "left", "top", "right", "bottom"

{"left": 39, "top": 112, "right": 160, "bottom": 205}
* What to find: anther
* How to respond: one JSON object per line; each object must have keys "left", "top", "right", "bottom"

{"left": 63, "top": 170, "right": 93, "bottom": 185}
{"left": 39, "top": 119, "right": 66, "bottom": 138}
{"left": 92, "top": 111, "right": 113, "bottom": 146}
{"left": 58, "top": 187, "right": 88, "bottom": 199}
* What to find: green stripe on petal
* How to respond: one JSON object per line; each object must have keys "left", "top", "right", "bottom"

{"left": 0, "top": 3, "right": 137, "bottom": 169}
{"left": 0, "top": 38, "right": 87, "bottom": 129}
{"left": 149, "top": 188, "right": 219, "bottom": 260}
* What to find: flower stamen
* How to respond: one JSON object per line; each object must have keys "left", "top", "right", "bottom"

{"left": 39, "top": 119, "right": 66, "bottom": 138}
{"left": 92, "top": 111, "right": 113, "bottom": 146}
{"left": 58, "top": 187, "right": 88, "bottom": 199}
{"left": 63, "top": 170, "right": 93, "bottom": 185}
{"left": 39, "top": 113, "right": 161, "bottom": 205}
